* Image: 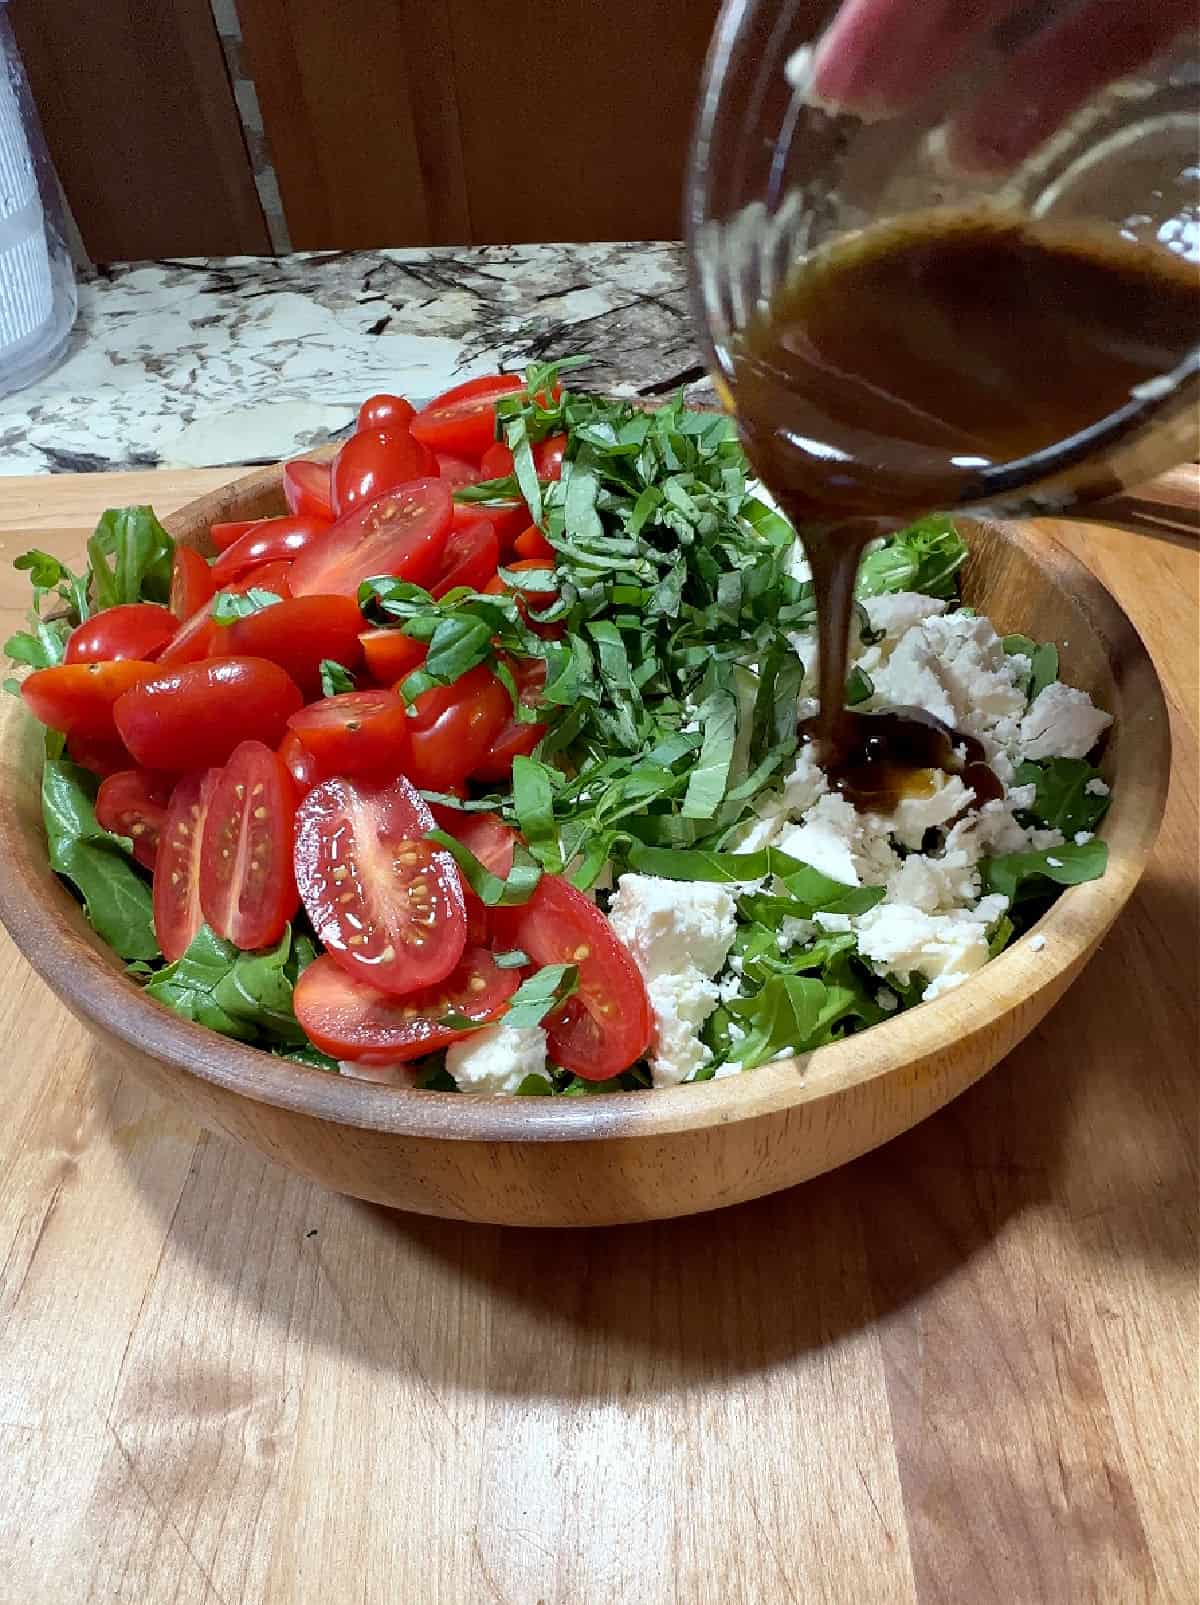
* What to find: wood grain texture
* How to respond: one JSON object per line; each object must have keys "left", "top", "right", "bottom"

{"left": 9, "top": 0, "right": 269, "bottom": 260}
{"left": 0, "top": 471, "right": 1194, "bottom": 1601}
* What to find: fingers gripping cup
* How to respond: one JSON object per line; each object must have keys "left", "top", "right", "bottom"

{"left": 0, "top": 3, "right": 77, "bottom": 397}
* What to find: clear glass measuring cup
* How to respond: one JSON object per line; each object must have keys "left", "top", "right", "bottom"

{"left": 0, "top": 1, "right": 77, "bottom": 398}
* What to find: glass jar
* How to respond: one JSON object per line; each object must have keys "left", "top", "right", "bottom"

{"left": 0, "top": 1, "right": 77, "bottom": 397}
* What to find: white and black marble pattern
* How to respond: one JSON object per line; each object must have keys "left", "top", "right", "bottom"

{"left": 0, "top": 242, "right": 715, "bottom": 476}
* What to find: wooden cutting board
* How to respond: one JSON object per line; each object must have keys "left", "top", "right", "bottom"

{"left": 0, "top": 468, "right": 1195, "bottom": 1605}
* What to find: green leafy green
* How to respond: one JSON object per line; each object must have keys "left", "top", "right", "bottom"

{"left": 502, "top": 963, "right": 578, "bottom": 1030}
{"left": 425, "top": 828, "right": 541, "bottom": 906}
{"left": 1015, "top": 758, "right": 1110, "bottom": 837}
{"left": 143, "top": 924, "right": 314, "bottom": 1044}
{"left": 981, "top": 839, "right": 1108, "bottom": 902}
{"left": 5, "top": 549, "right": 91, "bottom": 670}
{"left": 87, "top": 506, "right": 175, "bottom": 610}
{"left": 319, "top": 659, "right": 356, "bottom": 697}
{"left": 856, "top": 515, "right": 968, "bottom": 600}
{"left": 1003, "top": 634, "right": 1059, "bottom": 700}
{"left": 42, "top": 759, "right": 158, "bottom": 961}
{"left": 510, "top": 756, "right": 562, "bottom": 873}
{"left": 210, "top": 587, "right": 282, "bottom": 623}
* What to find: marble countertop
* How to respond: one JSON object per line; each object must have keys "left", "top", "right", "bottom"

{"left": 1, "top": 243, "right": 712, "bottom": 476}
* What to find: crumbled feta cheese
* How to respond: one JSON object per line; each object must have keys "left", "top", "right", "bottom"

{"left": 1019, "top": 681, "right": 1112, "bottom": 761}
{"left": 880, "top": 770, "right": 974, "bottom": 851}
{"left": 854, "top": 893, "right": 1009, "bottom": 999}
{"left": 608, "top": 875, "right": 737, "bottom": 980}
{"left": 813, "top": 911, "right": 852, "bottom": 933}
{"left": 859, "top": 590, "right": 946, "bottom": 651}
{"left": 780, "top": 743, "right": 829, "bottom": 813}
{"left": 885, "top": 848, "right": 980, "bottom": 913}
{"left": 646, "top": 970, "right": 720, "bottom": 1086}
{"left": 338, "top": 1060, "right": 419, "bottom": 1087}
{"left": 1046, "top": 855, "right": 1063, "bottom": 867}
{"left": 1084, "top": 778, "right": 1110, "bottom": 797}
{"left": 1074, "top": 831, "right": 1094, "bottom": 845}
{"left": 776, "top": 793, "right": 864, "bottom": 885}
{"left": 444, "top": 1025, "right": 548, "bottom": 1095}
{"left": 1029, "top": 934, "right": 1047, "bottom": 952}
{"left": 869, "top": 610, "right": 1028, "bottom": 754}
{"left": 876, "top": 988, "right": 899, "bottom": 1012}
{"left": 778, "top": 916, "right": 816, "bottom": 950}
{"left": 717, "top": 969, "right": 743, "bottom": 1003}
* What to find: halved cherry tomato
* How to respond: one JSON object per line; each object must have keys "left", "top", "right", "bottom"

{"left": 225, "top": 595, "right": 363, "bottom": 698}
{"left": 279, "top": 730, "right": 325, "bottom": 793}
{"left": 410, "top": 373, "right": 526, "bottom": 460}
{"left": 294, "top": 947, "right": 517, "bottom": 1064}
{"left": 491, "top": 874, "right": 652, "bottom": 1078}
{"left": 331, "top": 427, "right": 437, "bottom": 518}
{"left": 211, "top": 514, "right": 331, "bottom": 586}
{"left": 434, "top": 810, "right": 518, "bottom": 875}
{"left": 358, "top": 394, "right": 416, "bottom": 433}
{"left": 406, "top": 665, "right": 511, "bottom": 791}
{"left": 156, "top": 600, "right": 229, "bottom": 668}
{"left": 512, "top": 525, "right": 555, "bottom": 561}
{"left": 430, "top": 521, "right": 499, "bottom": 599}
{"left": 289, "top": 479, "right": 452, "bottom": 601}
{"left": 532, "top": 433, "right": 567, "bottom": 481}
{"left": 434, "top": 452, "right": 482, "bottom": 489}
{"left": 199, "top": 739, "right": 299, "bottom": 950}
{"left": 114, "top": 657, "right": 303, "bottom": 772}
{"left": 95, "top": 768, "right": 171, "bottom": 871}
{"left": 153, "top": 768, "right": 216, "bottom": 961}
{"left": 358, "top": 629, "right": 427, "bottom": 685}
{"left": 451, "top": 497, "right": 530, "bottom": 553}
{"left": 282, "top": 458, "right": 334, "bottom": 521}
{"left": 287, "top": 689, "right": 409, "bottom": 780}
{"left": 470, "top": 717, "right": 545, "bottom": 782}
{"left": 227, "top": 558, "right": 294, "bottom": 599}
{"left": 210, "top": 518, "right": 263, "bottom": 553}
{"left": 64, "top": 603, "right": 175, "bottom": 665}
{"left": 479, "top": 441, "right": 515, "bottom": 479}
{"left": 22, "top": 660, "right": 158, "bottom": 740}
{"left": 293, "top": 773, "right": 467, "bottom": 995}
{"left": 170, "top": 545, "right": 216, "bottom": 621}
{"left": 67, "top": 731, "right": 135, "bottom": 778}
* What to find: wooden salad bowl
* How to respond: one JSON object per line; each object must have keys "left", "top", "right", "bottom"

{"left": 0, "top": 462, "right": 1171, "bottom": 1226}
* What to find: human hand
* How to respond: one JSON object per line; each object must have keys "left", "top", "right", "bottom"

{"left": 808, "top": 0, "right": 1196, "bottom": 171}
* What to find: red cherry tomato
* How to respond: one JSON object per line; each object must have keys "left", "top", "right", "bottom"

{"left": 451, "top": 497, "right": 530, "bottom": 554}
{"left": 410, "top": 373, "right": 526, "bottom": 460}
{"left": 293, "top": 773, "right": 467, "bottom": 995}
{"left": 479, "top": 441, "right": 515, "bottom": 479}
{"left": 289, "top": 479, "right": 452, "bottom": 601}
{"left": 286, "top": 689, "right": 410, "bottom": 781}
{"left": 430, "top": 521, "right": 499, "bottom": 599}
{"left": 170, "top": 545, "right": 216, "bottom": 621}
{"left": 67, "top": 731, "right": 135, "bottom": 778}
{"left": 114, "top": 657, "right": 303, "bottom": 772}
{"left": 435, "top": 810, "right": 518, "bottom": 875}
{"left": 199, "top": 739, "right": 300, "bottom": 950}
{"left": 211, "top": 514, "right": 331, "bottom": 586}
{"left": 358, "top": 393, "right": 416, "bottom": 433}
{"left": 210, "top": 518, "right": 263, "bottom": 552}
{"left": 470, "top": 717, "right": 545, "bottom": 782}
{"left": 532, "top": 433, "right": 568, "bottom": 481}
{"left": 64, "top": 603, "right": 175, "bottom": 665}
{"left": 294, "top": 948, "right": 518, "bottom": 1064}
{"left": 282, "top": 458, "right": 334, "bottom": 521}
{"left": 224, "top": 595, "right": 363, "bottom": 698}
{"left": 358, "top": 629, "right": 427, "bottom": 685}
{"left": 406, "top": 665, "right": 511, "bottom": 791}
{"left": 491, "top": 875, "right": 653, "bottom": 1078}
{"left": 227, "top": 558, "right": 294, "bottom": 599}
{"left": 156, "top": 600, "right": 229, "bottom": 668}
{"left": 153, "top": 768, "right": 216, "bottom": 961}
{"left": 278, "top": 730, "right": 325, "bottom": 793}
{"left": 95, "top": 768, "right": 171, "bottom": 871}
{"left": 434, "top": 452, "right": 482, "bottom": 489}
{"left": 331, "top": 427, "right": 437, "bottom": 518}
{"left": 22, "top": 660, "right": 158, "bottom": 740}
{"left": 512, "top": 525, "right": 555, "bottom": 561}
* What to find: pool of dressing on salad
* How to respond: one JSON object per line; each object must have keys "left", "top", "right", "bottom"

{"left": 729, "top": 208, "right": 1200, "bottom": 808}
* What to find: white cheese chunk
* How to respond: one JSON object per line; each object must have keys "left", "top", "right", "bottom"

{"left": 607, "top": 875, "right": 738, "bottom": 981}
{"left": 854, "top": 893, "right": 1009, "bottom": 999}
{"left": 1019, "top": 681, "right": 1113, "bottom": 761}
{"left": 645, "top": 970, "right": 720, "bottom": 1087}
{"left": 444, "top": 1025, "right": 547, "bottom": 1095}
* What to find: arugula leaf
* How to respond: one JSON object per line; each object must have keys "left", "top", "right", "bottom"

{"left": 722, "top": 971, "right": 878, "bottom": 1070}
{"left": 319, "top": 659, "right": 356, "bottom": 697}
{"left": 5, "top": 548, "right": 92, "bottom": 670}
{"left": 143, "top": 923, "right": 313, "bottom": 1044}
{"left": 425, "top": 828, "right": 542, "bottom": 906}
{"left": 1003, "top": 634, "right": 1059, "bottom": 699}
{"left": 502, "top": 964, "right": 578, "bottom": 1030}
{"left": 42, "top": 759, "right": 158, "bottom": 960}
{"left": 272, "top": 1043, "right": 341, "bottom": 1072}
{"left": 1014, "top": 758, "right": 1110, "bottom": 836}
{"left": 210, "top": 587, "right": 282, "bottom": 623}
{"left": 981, "top": 839, "right": 1108, "bottom": 902}
{"left": 87, "top": 506, "right": 175, "bottom": 609}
